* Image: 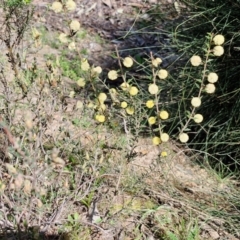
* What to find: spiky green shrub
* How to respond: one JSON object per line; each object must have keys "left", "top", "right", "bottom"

{"left": 113, "top": 0, "right": 240, "bottom": 175}
{"left": 94, "top": 0, "right": 240, "bottom": 176}
{"left": 47, "top": 0, "right": 240, "bottom": 178}
{"left": 171, "top": 0, "right": 240, "bottom": 175}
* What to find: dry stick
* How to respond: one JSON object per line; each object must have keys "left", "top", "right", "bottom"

{"left": 115, "top": 45, "right": 125, "bottom": 81}
{"left": 5, "top": 40, "right": 27, "bottom": 96}
{"left": 41, "top": 197, "right": 67, "bottom": 232}
{"left": 3, "top": 11, "right": 29, "bottom": 97}
{"left": 2, "top": 193, "right": 13, "bottom": 209}
{"left": 0, "top": 70, "right": 12, "bottom": 125}
{"left": 0, "top": 116, "right": 26, "bottom": 158}
{"left": 81, "top": 220, "right": 111, "bottom": 233}
{"left": 0, "top": 117, "right": 15, "bottom": 147}
{"left": 122, "top": 7, "right": 141, "bottom": 39}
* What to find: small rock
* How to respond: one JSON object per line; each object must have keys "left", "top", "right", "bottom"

{"left": 209, "top": 230, "right": 219, "bottom": 239}
{"left": 89, "top": 42, "right": 102, "bottom": 52}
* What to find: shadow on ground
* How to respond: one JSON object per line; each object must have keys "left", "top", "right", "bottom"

{"left": 0, "top": 231, "right": 64, "bottom": 240}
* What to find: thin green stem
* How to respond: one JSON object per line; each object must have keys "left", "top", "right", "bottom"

{"left": 181, "top": 35, "right": 213, "bottom": 134}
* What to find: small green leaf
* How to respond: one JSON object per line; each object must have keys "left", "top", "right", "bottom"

{"left": 73, "top": 212, "right": 80, "bottom": 221}
{"left": 67, "top": 214, "right": 74, "bottom": 223}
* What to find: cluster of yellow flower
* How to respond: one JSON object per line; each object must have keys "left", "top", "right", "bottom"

{"left": 152, "top": 132, "right": 169, "bottom": 145}
{"left": 104, "top": 57, "right": 141, "bottom": 117}
{"left": 51, "top": 1, "right": 81, "bottom": 51}
{"left": 51, "top": 0, "right": 76, "bottom": 13}
{"left": 108, "top": 57, "right": 134, "bottom": 81}
{"left": 147, "top": 57, "right": 170, "bottom": 146}
{"left": 148, "top": 110, "right": 169, "bottom": 125}
{"left": 190, "top": 34, "right": 224, "bottom": 67}
{"left": 50, "top": 1, "right": 226, "bottom": 153}
{"left": 148, "top": 62, "right": 168, "bottom": 95}
{"left": 95, "top": 91, "right": 108, "bottom": 122}
{"left": 178, "top": 34, "right": 225, "bottom": 143}
{"left": 104, "top": 55, "right": 172, "bottom": 150}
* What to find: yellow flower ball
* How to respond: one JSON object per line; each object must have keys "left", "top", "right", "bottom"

{"left": 159, "top": 110, "right": 169, "bottom": 120}
{"left": 51, "top": 2, "right": 63, "bottom": 13}
{"left": 65, "top": 0, "right": 76, "bottom": 11}
{"left": 77, "top": 78, "right": 86, "bottom": 87}
{"left": 157, "top": 69, "right": 168, "bottom": 79}
{"left": 123, "top": 57, "right": 133, "bottom": 68}
{"left": 93, "top": 66, "right": 102, "bottom": 74}
{"left": 146, "top": 100, "right": 154, "bottom": 108}
{"left": 152, "top": 136, "right": 161, "bottom": 145}
{"left": 207, "top": 72, "right": 218, "bottom": 83}
{"left": 110, "top": 88, "right": 117, "bottom": 94}
{"left": 81, "top": 59, "right": 90, "bottom": 71}
{"left": 152, "top": 58, "right": 162, "bottom": 67}
{"left": 129, "top": 86, "right": 139, "bottom": 96}
{"left": 68, "top": 41, "right": 76, "bottom": 50}
{"left": 108, "top": 70, "right": 118, "bottom": 80}
{"left": 160, "top": 133, "right": 169, "bottom": 142}
{"left": 161, "top": 151, "right": 167, "bottom": 157}
{"left": 213, "top": 34, "right": 225, "bottom": 46}
{"left": 148, "top": 84, "right": 159, "bottom": 95}
{"left": 95, "top": 114, "right": 106, "bottom": 123}
{"left": 69, "top": 20, "right": 80, "bottom": 32}
{"left": 121, "top": 101, "right": 128, "bottom": 108}
{"left": 205, "top": 83, "right": 216, "bottom": 94}
{"left": 179, "top": 133, "right": 189, "bottom": 143}
{"left": 98, "top": 103, "right": 106, "bottom": 111}
{"left": 190, "top": 55, "right": 202, "bottom": 66}
{"left": 98, "top": 93, "right": 107, "bottom": 103}
{"left": 191, "top": 97, "right": 201, "bottom": 107}
{"left": 126, "top": 106, "right": 135, "bottom": 115}
{"left": 213, "top": 46, "right": 224, "bottom": 56}
{"left": 148, "top": 116, "right": 156, "bottom": 125}
{"left": 120, "top": 82, "right": 130, "bottom": 91}
{"left": 193, "top": 114, "right": 203, "bottom": 123}
{"left": 58, "top": 33, "right": 68, "bottom": 43}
